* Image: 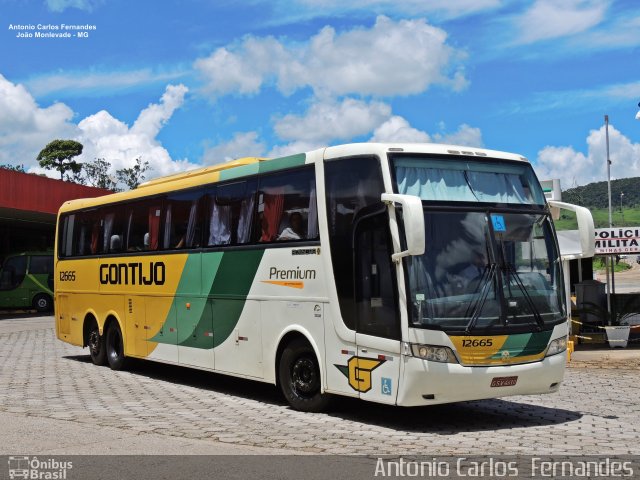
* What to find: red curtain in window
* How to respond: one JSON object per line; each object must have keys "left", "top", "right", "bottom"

{"left": 148, "top": 206, "right": 161, "bottom": 250}
{"left": 90, "top": 223, "right": 100, "bottom": 254}
{"left": 261, "top": 192, "right": 284, "bottom": 242}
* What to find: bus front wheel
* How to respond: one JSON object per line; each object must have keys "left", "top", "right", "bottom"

{"left": 278, "top": 339, "right": 331, "bottom": 412}
{"left": 106, "top": 322, "right": 127, "bottom": 371}
{"left": 32, "top": 293, "right": 52, "bottom": 313}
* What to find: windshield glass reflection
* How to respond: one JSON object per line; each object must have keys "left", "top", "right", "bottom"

{"left": 406, "top": 211, "right": 565, "bottom": 333}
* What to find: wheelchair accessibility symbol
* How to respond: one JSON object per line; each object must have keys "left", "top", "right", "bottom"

{"left": 381, "top": 377, "right": 392, "bottom": 396}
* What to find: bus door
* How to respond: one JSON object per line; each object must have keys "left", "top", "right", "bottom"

{"left": 353, "top": 210, "right": 401, "bottom": 404}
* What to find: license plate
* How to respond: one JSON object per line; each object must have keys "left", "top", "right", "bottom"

{"left": 490, "top": 376, "right": 518, "bottom": 387}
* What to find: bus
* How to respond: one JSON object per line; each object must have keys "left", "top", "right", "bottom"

{"left": 54, "top": 143, "right": 594, "bottom": 411}
{"left": 0, "top": 252, "right": 54, "bottom": 312}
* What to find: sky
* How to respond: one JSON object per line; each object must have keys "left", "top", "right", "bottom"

{"left": 1, "top": 0, "right": 639, "bottom": 189}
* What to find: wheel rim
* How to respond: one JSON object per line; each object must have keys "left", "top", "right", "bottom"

{"left": 109, "top": 328, "right": 122, "bottom": 361}
{"left": 291, "top": 356, "right": 319, "bottom": 398}
{"left": 36, "top": 297, "right": 48, "bottom": 309}
{"left": 89, "top": 328, "right": 100, "bottom": 356}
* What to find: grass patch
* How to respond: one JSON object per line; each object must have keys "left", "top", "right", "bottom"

{"left": 593, "top": 257, "right": 632, "bottom": 272}
{"left": 554, "top": 206, "right": 640, "bottom": 230}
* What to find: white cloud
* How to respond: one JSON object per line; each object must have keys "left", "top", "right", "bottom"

{"left": 45, "top": 0, "right": 101, "bottom": 12}
{"left": 0, "top": 74, "right": 77, "bottom": 166}
{"left": 433, "top": 123, "right": 483, "bottom": 147}
{"left": 0, "top": 77, "right": 194, "bottom": 179}
{"left": 515, "top": 0, "right": 609, "bottom": 44}
{"left": 24, "top": 68, "right": 186, "bottom": 97}
{"left": 202, "top": 132, "right": 266, "bottom": 164}
{"left": 533, "top": 124, "right": 640, "bottom": 187}
{"left": 194, "top": 37, "right": 290, "bottom": 98}
{"left": 370, "top": 116, "right": 431, "bottom": 143}
{"left": 194, "top": 16, "right": 467, "bottom": 99}
{"left": 274, "top": 98, "right": 392, "bottom": 143}
{"left": 76, "top": 84, "right": 197, "bottom": 177}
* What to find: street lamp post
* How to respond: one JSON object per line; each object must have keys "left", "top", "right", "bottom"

{"left": 620, "top": 192, "right": 625, "bottom": 223}
{"left": 605, "top": 115, "right": 613, "bottom": 324}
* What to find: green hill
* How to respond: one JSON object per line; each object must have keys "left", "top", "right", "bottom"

{"left": 554, "top": 177, "right": 640, "bottom": 230}
{"left": 562, "top": 177, "right": 640, "bottom": 209}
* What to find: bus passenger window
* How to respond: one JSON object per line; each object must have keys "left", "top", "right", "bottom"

{"left": 127, "top": 202, "right": 162, "bottom": 251}
{"left": 256, "top": 168, "right": 317, "bottom": 243}
{"left": 101, "top": 210, "right": 126, "bottom": 253}
{"left": 207, "top": 180, "right": 256, "bottom": 246}
{"left": 164, "top": 190, "right": 203, "bottom": 250}
{"left": 0, "top": 256, "right": 27, "bottom": 290}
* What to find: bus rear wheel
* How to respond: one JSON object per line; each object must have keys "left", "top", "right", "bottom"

{"left": 106, "top": 322, "right": 127, "bottom": 370}
{"left": 278, "top": 339, "right": 331, "bottom": 412}
{"left": 87, "top": 320, "right": 107, "bottom": 366}
{"left": 32, "top": 293, "right": 52, "bottom": 313}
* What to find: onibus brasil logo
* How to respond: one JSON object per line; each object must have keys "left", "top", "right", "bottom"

{"left": 8, "top": 456, "right": 72, "bottom": 479}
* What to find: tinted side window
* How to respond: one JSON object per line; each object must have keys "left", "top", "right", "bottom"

{"left": 127, "top": 200, "right": 163, "bottom": 251}
{"left": 324, "top": 156, "right": 386, "bottom": 330}
{"left": 29, "top": 256, "right": 53, "bottom": 274}
{"left": 101, "top": 207, "right": 126, "bottom": 254}
{"left": 207, "top": 180, "right": 257, "bottom": 246}
{"left": 164, "top": 190, "right": 204, "bottom": 250}
{"left": 73, "top": 210, "right": 101, "bottom": 256}
{"left": 58, "top": 214, "right": 74, "bottom": 258}
{"left": 256, "top": 168, "right": 318, "bottom": 243}
{"left": 0, "top": 256, "right": 27, "bottom": 289}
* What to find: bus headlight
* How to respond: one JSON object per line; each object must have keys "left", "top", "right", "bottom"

{"left": 545, "top": 336, "right": 567, "bottom": 357}
{"left": 409, "top": 344, "right": 458, "bottom": 364}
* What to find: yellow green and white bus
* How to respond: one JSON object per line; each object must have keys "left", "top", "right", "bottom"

{"left": 55, "top": 143, "right": 594, "bottom": 411}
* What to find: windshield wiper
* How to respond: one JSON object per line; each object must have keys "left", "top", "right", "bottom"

{"left": 494, "top": 230, "right": 545, "bottom": 330}
{"left": 464, "top": 263, "right": 497, "bottom": 334}
{"left": 504, "top": 263, "right": 545, "bottom": 329}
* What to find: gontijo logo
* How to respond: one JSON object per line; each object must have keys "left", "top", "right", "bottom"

{"left": 334, "top": 356, "right": 385, "bottom": 393}
{"left": 99, "top": 262, "right": 166, "bottom": 285}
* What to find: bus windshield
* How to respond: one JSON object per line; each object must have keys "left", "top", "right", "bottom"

{"left": 393, "top": 156, "right": 546, "bottom": 205}
{"left": 405, "top": 210, "right": 565, "bottom": 333}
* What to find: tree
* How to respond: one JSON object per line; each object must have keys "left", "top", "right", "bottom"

{"left": 0, "top": 163, "right": 26, "bottom": 173}
{"left": 116, "top": 157, "right": 150, "bottom": 190}
{"left": 83, "top": 158, "right": 118, "bottom": 191}
{"left": 36, "top": 139, "right": 83, "bottom": 180}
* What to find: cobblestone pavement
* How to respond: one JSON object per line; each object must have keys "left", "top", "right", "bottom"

{"left": 1, "top": 317, "right": 639, "bottom": 455}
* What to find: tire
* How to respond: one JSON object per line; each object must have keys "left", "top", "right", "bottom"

{"left": 32, "top": 293, "right": 53, "bottom": 312}
{"left": 105, "top": 322, "right": 127, "bottom": 370}
{"left": 278, "top": 338, "right": 331, "bottom": 412}
{"left": 87, "top": 319, "right": 107, "bottom": 366}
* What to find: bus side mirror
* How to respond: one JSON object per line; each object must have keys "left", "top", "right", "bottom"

{"left": 548, "top": 200, "right": 595, "bottom": 259}
{"left": 381, "top": 193, "right": 425, "bottom": 263}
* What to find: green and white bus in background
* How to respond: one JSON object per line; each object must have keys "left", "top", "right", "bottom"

{"left": 0, "top": 252, "right": 54, "bottom": 312}
{"left": 55, "top": 143, "right": 594, "bottom": 411}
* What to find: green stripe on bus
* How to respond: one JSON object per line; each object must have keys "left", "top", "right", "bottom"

{"left": 491, "top": 330, "right": 551, "bottom": 359}
{"left": 218, "top": 163, "right": 261, "bottom": 181}
{"left": 209, "top": 249, "right": 264, "bottom": 348}
{"left": 259, "top": 154, "right": 306, "bottom": 174}
{"left": 520, "top": 329, "right": 552, "bottom": 355}
{"left": 218, "top": 153, "right": 307, "bottom": 182}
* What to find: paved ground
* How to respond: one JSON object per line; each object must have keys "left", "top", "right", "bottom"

{"left": 1, "top": 315, "right": 639, "bottom": 456}
{"left": 594, "top": 258, "right": 640, "bottom": 294}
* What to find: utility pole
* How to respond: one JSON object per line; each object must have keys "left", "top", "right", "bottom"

{"left": 605, "top": 115, "right": 614, "bottom": 324}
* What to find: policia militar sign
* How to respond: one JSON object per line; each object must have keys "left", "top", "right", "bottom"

{"left": 594, "top": 227, "right": 640, "bottom": 254}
